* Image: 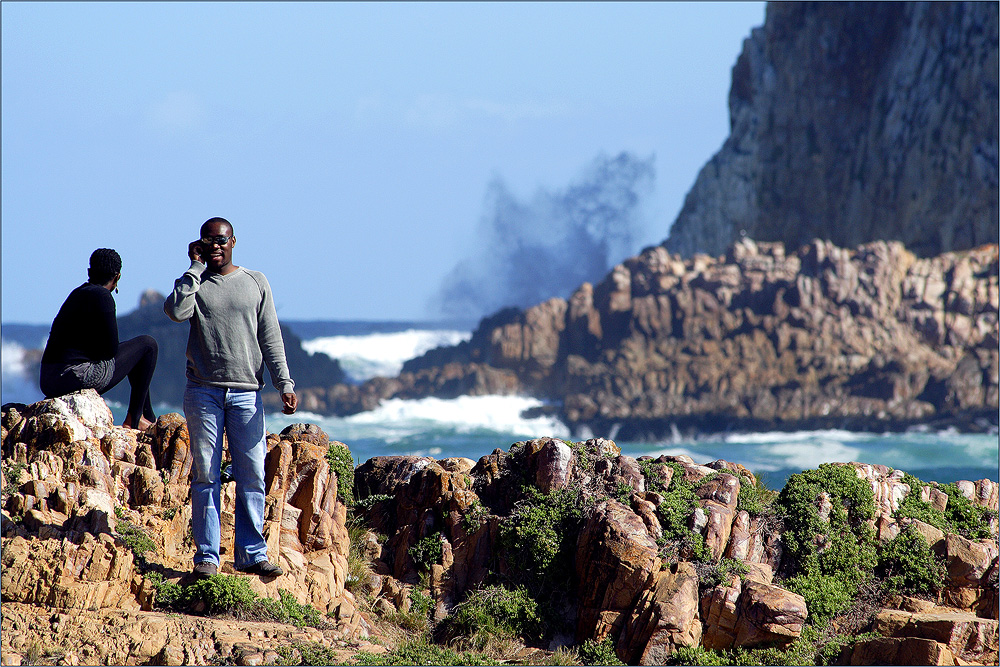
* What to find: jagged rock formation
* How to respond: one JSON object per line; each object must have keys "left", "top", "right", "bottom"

{"left": 353, "top": 437, "right": 999, "bottom": 665}
{"left": 664, "top": 1, "right": 998, "bottom": 259}
{"left": 304, "top": 240, "right": 998, "bottom": 438}
{"left": 0, "top": 391, "right": 369, "bottom": 665}
{"left": 2, "top": 396, "right": 998, "bottom": 665}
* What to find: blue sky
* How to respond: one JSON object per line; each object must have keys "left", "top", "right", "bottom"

{"left": 2, "top": 1, "right": 765, "bottom": 324}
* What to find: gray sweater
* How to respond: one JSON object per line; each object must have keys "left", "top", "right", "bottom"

{"left": 164, "top": 261, "right": 295, "bottom": 395}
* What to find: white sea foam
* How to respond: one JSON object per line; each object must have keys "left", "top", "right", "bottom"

{"left": 347, "top": 394, "right": 571, "bottom": 439}
{"left": 302, "top": 329, "right": 471, "bottom": 381}
{"left": 2, "top": 339, "right": 27, "bottom": 376}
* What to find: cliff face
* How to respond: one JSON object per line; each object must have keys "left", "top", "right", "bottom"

{"left": 664, "top": 2, "right": 998, "bottom": 259}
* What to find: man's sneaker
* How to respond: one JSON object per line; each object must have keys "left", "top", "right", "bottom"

{"left": 192, "top": 562, "right": 217, "bottom": 580}
{"left": 237, "top": 560, "right": 283, "bottom": 578}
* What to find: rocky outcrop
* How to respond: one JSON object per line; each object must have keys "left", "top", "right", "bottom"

{"left": 353, "top": 437, "right": 998, "bottom": 665}
{"left": 664, "top": 2, "right": 998, "bottom": 260}
{"left": 1, "top": 390, "right": 368, "bottom": 665}
{"left": 3, "top": 395, "right": 997, "bottom": 665}
{"left": 315, "top": 240, "right": 998, "bottom": 438}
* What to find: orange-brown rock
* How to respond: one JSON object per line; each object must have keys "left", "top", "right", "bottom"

{"left": 733, "top": 580, "right": 808, "bottom": 648}
{"left": 575, "top": 499, "right": 660, "bottom": 643}
{"left": 618, "top": 562, "right": 702, "bottom": 665}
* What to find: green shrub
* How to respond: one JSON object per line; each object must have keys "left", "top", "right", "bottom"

{"left": 941, "top": 483, "right": 996, "bottom": 540}
{"left": 649, "top": 464, "right": 711, "bottom": 563}
{"left": 669, "top": 624, "right": 879, "bottom": 666}
{"left": 356, "top": 493, "right": 394, "bottom": 511}
{"left": 440, "top": 585, "right": 543, "bottom": 650}
{"left": 2, "top": 461, "right": 26, "bottom": 500}
{"left": 275, "top": 642, "right": 340, "bottom": 666}
{"left": 147, "top": 572, "right": 326, "bottom": 628}
{"left": 577, "top": 637, "right": 624, "bottom": 666}
{"left": 777, "top": 464, "right": 877, "bottom": 622}
{"left": 353, "top": 639, "right": 497, "bottom": 666}
{"left": 497, "top": 486, "right": 585, "bottom": 597}
{"left": 326, "top": 443, "right": 355, "bottom": 504}
{"left": 876, "top": 525, "right": 946, "bottom": 596}
{"left": 895, "top": 473, "right": 997, "bottom": 541}
{"left": 736, "top": 475, "right": 777, "bottom": 517}
{"left": 638, "top": 459, "right": 670, "bottom": 494}
{"left": 409, "top": 588, "right": 434, "bottom": 618}
{"left": 185, "top": 574, "right": 261, "bottom": 615}
{"left": 116, "top": 512, "right": 156, "bottom": 569}
{"left": 699, "top": 557, "right": 751, "bottom": 589}
{"left": 408, "top": 533, "right": 444, "bottom": 571}
{"left": 461, "top": 500, "right": 490, "bottom": 533}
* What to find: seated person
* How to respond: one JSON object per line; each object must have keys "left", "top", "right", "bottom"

{"left": 39, "top": 248, "right": 159, "bottom": 430}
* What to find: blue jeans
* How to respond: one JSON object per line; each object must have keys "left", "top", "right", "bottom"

{"left": 184, "top": 383, "right": 269, "bottom": 569}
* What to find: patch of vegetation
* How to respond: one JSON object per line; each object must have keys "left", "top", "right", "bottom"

{"left": 345, "top": 513, "right": 376, "bottom": 597}
{"left": 1, "top": 460, "right": 26, "bottom": 500}
{"left": 698, "top": 557, "right": 751, "bottom": 589}
{"left": 161, "top": 507, "right": 177, "bottom": 521}
{"left": 408, "top": 532, "right": 444, "bottom": 571}
{"left": 274, "top": 642, "right": 341, "bottom": 666}
{"left": 438, "top": 585, "right": 543, "bottom": 651}
{"left": 326, "top": 443, "right": 355, "bottom": 504}
{"left": 736, "top": 474, "right": 777, "bottom": 517}
{"left": 497, "top": 485, "right": 586, "bottom": 599}
{"left": 461, "top": 500, "right": 490, "bottom": 533}
{"left": 577, "top": 637, "right": 624, "bottom": 666}
{"left": 777, "top": 464, "right": 877, "bottom": 623}
{"left": 146, "top": 572, "right": 326, "bottom": 628}
{"left": 876, "top": 524, "right": 946, "bottom": 597}
{"left": 669, "top": 624, "right": 881, "bottom": 666}
{"left": 651, "top": 464, "right": 711, "bottom": 563}
{"left": 409, "top": 587, "right": 434, "bottom": 618}
{"left": 569, "top": 441, "right": 591, "bottom": 471}
{"left": 115, "top": 509, "right": 157, "bottom": 569}
{"left": 614, "top": 479, "right": 632, "bottom": 503}
{"left": 355, "top": 493, "right": 394, "bottom": 511}
{"left": 894, "top": 473, "right": 997, "bottom": 541}
{"left": 940, "top": 483, "right": 996, "bottom": 540}
{"left": 638, "top": 459, "right": 672, "bottom": 494}
{"left": 353, "top": 639, "right": 498, "bottom": 666}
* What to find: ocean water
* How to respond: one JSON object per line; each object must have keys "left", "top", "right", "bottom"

{"left": 3, "top": 324, "right": 997, "bottom": 489}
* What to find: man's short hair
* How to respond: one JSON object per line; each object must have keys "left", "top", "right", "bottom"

{"left": 201, "top": 217, "right": 234, "bottom": 236}
{"left": 88, "top": 248, "right": 122, "bottom": 284}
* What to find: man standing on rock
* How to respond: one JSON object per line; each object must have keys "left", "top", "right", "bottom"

{"left": 164, "top": 217, "right": 297, "bottom": 580}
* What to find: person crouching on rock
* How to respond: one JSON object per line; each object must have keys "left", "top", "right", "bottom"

{"left": 164, "top": 217, "right": 297, "bottom": 581}
{"left": 39, "top": 248, "right": 159, "bottom": 431}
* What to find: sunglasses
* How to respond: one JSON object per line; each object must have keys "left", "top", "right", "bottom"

{"left": 200, "top": 235, "right": 233, "bottom": 247}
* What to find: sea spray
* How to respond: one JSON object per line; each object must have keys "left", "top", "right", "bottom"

{"left": 433, "top": 151, "right": 655, "bottom": 319}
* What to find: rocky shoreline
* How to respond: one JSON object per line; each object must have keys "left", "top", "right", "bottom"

{"left": 2, "top": 391, "right": 997, "bottom": 665}
{"left": 284, "top": 239, "right": 999, "bottom": 440}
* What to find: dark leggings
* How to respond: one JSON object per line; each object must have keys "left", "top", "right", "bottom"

{"left": 104, "top": 335, "right": 158, "bottom": 424}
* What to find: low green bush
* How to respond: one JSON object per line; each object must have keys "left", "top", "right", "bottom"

{"left": 440, "top": 585, "right": 543, "bottom": 650}
{"left": 876, "top": 525, "right": 946, "bottom": 597}
{"left": 326, "top": 443, "right": 355, "bottom": 504}
{"left": 895, "top": 473, "right": 997, "bottom": 541}
{"left": 353, "top": 639, "right": 497, "bottom": 666}
{"left": 577, "top": 637, "right": 624, "bottom": 666}
{"left": 699, "top": 557, "right": 750, "bottom": 589}
{"left": 146, "top": 572, "right": 325, "bottom": 628}
{"left": 648, "top": 463, "right": 711, "bottom": 563}
{"left": 736, "top": 474, "right": 777, "bottom": 517}
{"left": 408, "top": 533, "right": 444, "bottom": 571}
{"left": 777, "top": 464, "right": 877, "bottom": 623}
{"left": 497, "top": 485, "right": 585, "bottom": 598}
